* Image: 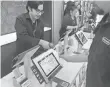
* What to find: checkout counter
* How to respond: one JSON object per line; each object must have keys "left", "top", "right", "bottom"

{"left": 1, "top": 28, "right": 92, "bottom": 87}
{"left": 1, "top": 1, "right": 105, "bottom": 86}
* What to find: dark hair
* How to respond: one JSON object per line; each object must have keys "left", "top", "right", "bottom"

{"left": 64, "top": 1, "right": 77, "bottom": 16}
{"left": 26, "top": 1, "right": 44, "bottom": 12}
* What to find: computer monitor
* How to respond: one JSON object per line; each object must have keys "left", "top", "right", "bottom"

{"left": 75, "top": 31, "right": 88, "bottom": 45}
{"left": 31, "top": 49, "right": 62, "bottom": 84}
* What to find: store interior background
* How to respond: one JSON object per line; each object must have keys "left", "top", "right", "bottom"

{"left": 1, "top": 0, "right": 110, "bottom": 78}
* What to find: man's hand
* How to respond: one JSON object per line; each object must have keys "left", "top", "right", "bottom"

{"left": 49, "top": 43, "right": 54, "bottom": 48}
{"left": 39, "top": 39, "right": 54, "bottom": 49}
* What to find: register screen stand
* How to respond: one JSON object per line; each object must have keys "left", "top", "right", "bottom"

{"left": 31, "top": 49, "right": 62, "bottom": 84}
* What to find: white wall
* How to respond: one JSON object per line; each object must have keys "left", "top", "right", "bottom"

{"left": 52, "top": 1, "right": 64, "bottom": 44}
{"left": 0, "top": 27, "right": 51, "bottom": 46}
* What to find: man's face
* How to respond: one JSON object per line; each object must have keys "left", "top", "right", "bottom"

{"left": 29, "top": 4, "right": 43, "bottom": 20}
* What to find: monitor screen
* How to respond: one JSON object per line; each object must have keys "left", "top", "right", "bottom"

{"left": 76, "top": 32, "right": 87, "bottom": 45}
{"left": 38, "top": 53, "right": 59, "bottom": 77}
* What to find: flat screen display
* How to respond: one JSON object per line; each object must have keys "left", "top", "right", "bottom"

{"left": 38, "top": 53, "right": 59, "bottom": 77}
{"left": 77, "top": 32, "right": 87, "bottom": 45}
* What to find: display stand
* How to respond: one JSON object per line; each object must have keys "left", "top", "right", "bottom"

{"left": 12, "top": 45, "right": 62, "bottom": 87}
{"left": 12, "top": 45, "right": 42, "bottom": 87}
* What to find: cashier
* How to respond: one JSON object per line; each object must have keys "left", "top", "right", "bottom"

{"left": 59, "top": 1, "right": 80, "bottom": 37}
{"left": 15, "top": 1, "right": 54, "bottom": 54}
{"left": 60, "top": 14, "right": 110, "bottom": 87}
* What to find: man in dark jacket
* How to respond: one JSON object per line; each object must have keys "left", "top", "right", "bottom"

{"left": 15, "top": 1, "right": 53, "bottom": 55}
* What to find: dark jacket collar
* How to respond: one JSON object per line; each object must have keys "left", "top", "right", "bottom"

{"left": 25, "top": 12, "right": 31, "bottom": 19}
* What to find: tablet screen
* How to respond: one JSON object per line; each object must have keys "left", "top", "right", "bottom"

{"left": 38, "top": 53, "right": 59, "bottom": 76}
